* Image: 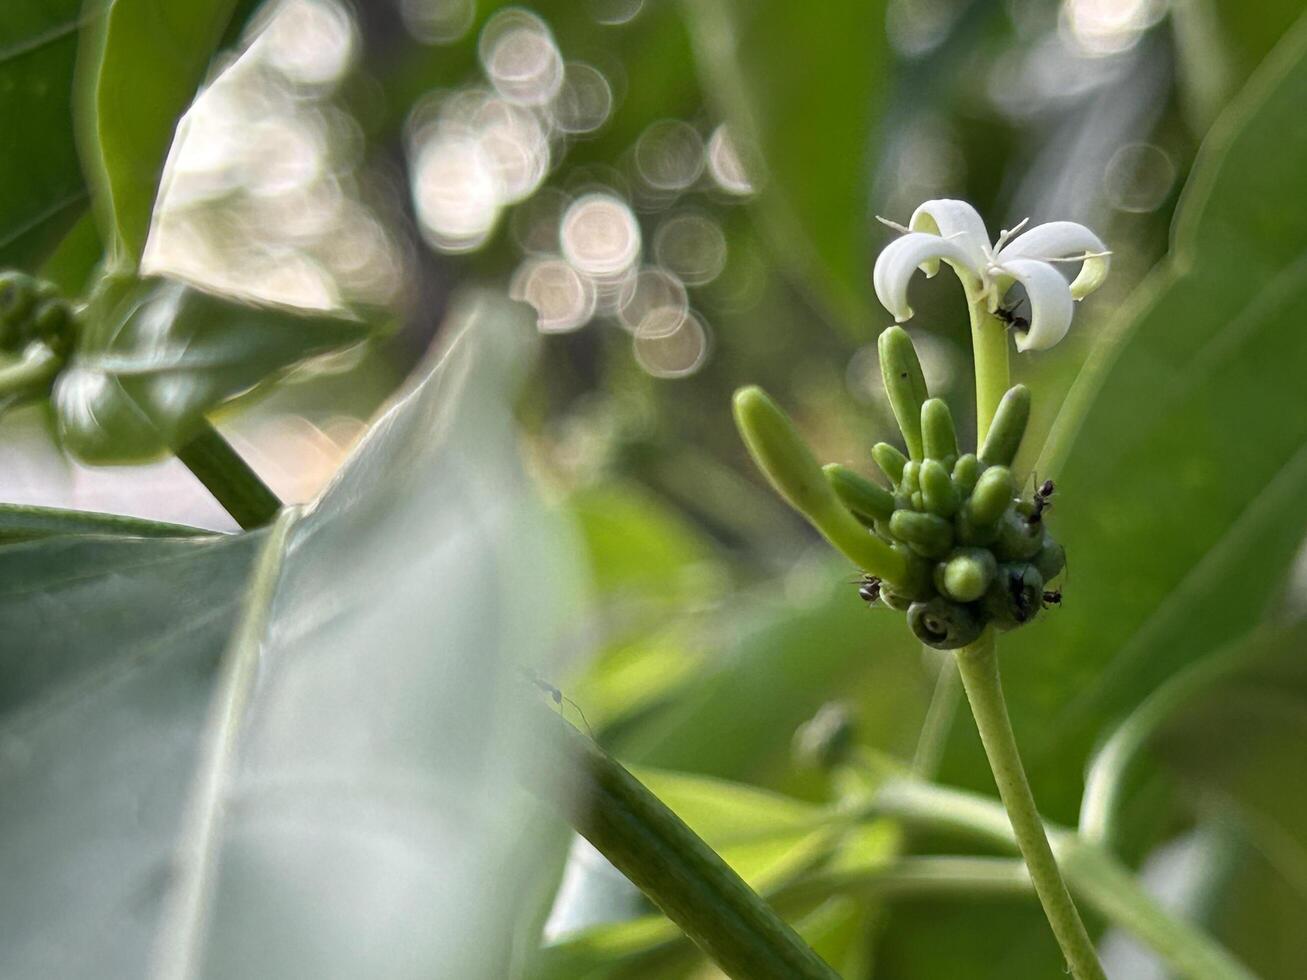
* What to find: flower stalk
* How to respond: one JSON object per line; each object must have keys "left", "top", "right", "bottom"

{"left": 954, "top": 632, "right": 1105, "bottom": 980}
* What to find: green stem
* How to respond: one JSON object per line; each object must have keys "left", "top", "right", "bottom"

{"left": 910, "top": 650, "right": 961, "bottom": 777}
{"left": 173, "top": 419, "right": 282, "bottom": 531}
{"left": 522, "top": 709, "right": 838, "bottom": 980}
{"left": 954, "top": 632, "right": 1105, "bottom": 980}
{"left": 968, "top": 293, "right": 1010, "bottom": 446}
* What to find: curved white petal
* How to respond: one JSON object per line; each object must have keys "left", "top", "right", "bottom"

{"left": 909, "top": 199, "right": 991, "bottom": 275}
{"left": 996, "top": 221, "right": 1110, "bottom": 300}
{"left": 998, "top": 259, "right": 1075, "bottom": 351}
{"left": 873, "top": 232, "right": 979, "bottom": 322}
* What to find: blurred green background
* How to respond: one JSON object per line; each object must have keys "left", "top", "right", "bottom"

{"left": 4, "top": 0, "right": 1307, "bottom": 977}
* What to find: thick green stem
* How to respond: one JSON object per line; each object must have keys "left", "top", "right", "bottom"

{"left": 867, "top": 778, "right": 1254, "bottom": 980}
{"left": 522, "top": 710, "right": 838, "bottom": 980}
{"left": 173, "top": 419, "right": 282, "bottom": 531}
{"left": 954, "top": 632, "right": 1105, "bottom": 980}
{"left": 969, "top": 294, "right": 1010, "bottom": 446}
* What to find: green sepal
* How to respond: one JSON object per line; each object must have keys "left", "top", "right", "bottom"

{"left": 978, "top": 384, "right": 1031, "bottom": 468}
{"left": 935, "top": 547, "right": 997, "bottom": 602}
{"left": 872, "top": 442, "right": 907, "bottom": 484}
{"left": 878, "top": 326, "right": 929, "bottom": 460}
{"left": 965, "top": 465, "right": 1014, "bottom": 528}
{"left": 900, "top": 460, "right": 921, "bottom": 495}
{"left": 907, "top": 596, "right": 983, "bottom": 650}
{"left": 919, "top": 459, "right": 959, "bottom": 517}
{"left": 889, "top": 509, "right": 954, "bottom": 558}
{"left": 951, "top": 453, "right": 980, "bottom": 496}
{"left": 824, "top": 463, "right": 895, "bottom": 525}
{"left": 734, "top": 386, "right": 909, "bottom": 584}
{"left": 920, "top": 398, "right": 958, "bottom": 462}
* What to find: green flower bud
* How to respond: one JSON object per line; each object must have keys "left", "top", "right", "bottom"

{"left": 900, "top": 459, "right": 921, "bottom": 495}
{"left": 994, "top": 509, "right": 1043, "bottom": 561}
{"left": 935, "top": 547, "right": 997, "bottom": 602}
{"left": 878, "top": 326, "right": 929, "bottom": 460}
{"left": 965, "top": 465, "right": 1015, "bottom": 528}
{"left": 920, "top": 458, "right": 959, "bottom": 517}
{"left": 890, "top": 509, "right": 954, "bottom": 558}
{"left": 908, "top": 596, "right": 984, "bottom": 650}
{"left": 734, "top": 386, "right": 909, "bottom": 584}
{"left": 872, "top": 442, "right": 907, "bottom": 484}
{"left": 792, "top": 702, "right": 857, "bottom": 770}
{"left": 978, "top": 384, "right": 1031, "bottom": 467}
{"left": 824, "top": 463, "right": 895, "bottom": 525}
{"left": 920, "top": 398, "right": 958, "bottom": 462}
{"left": 910, "top": 490, "right": 924, "bottom": 511}
{"left": 951, "top": 453, "right": 980, "bottom": 495}
{"left": 955, "top": 511, "right": 999, "bottom": 546}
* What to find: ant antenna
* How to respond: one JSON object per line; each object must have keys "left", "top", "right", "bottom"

{"left": 521, "top": 667, "right": 594, "bottom": 737}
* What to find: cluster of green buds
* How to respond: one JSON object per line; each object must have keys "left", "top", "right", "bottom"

{"left": 0, "top": 272, "right": 79, "bottom": 409}
{"left": 734, "top": 325, "right": 1064, "bottom": 650}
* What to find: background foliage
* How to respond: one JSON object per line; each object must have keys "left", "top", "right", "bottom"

{"left": 2, "top": 0, "right": 1306, "bottom": 976}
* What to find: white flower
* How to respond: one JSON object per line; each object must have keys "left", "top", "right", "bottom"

{"left": 873, "top": 199, "right": 1110, "bottom": 352}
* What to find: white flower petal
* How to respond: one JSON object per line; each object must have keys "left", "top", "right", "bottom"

{"left": 873, "top": 232, "right": 979, "bottom": 322}
{"left": 998, "top": 259, "right": 1075, "bottom": 351}
{"left": 995, "top": 221, "right": 1110, "bottom": 300}
{"left": 909, "top": 199, "right": 991, "bottom": 275}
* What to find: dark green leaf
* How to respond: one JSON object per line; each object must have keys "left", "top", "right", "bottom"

{"left": 77, "top": 0, "right": 243, "bottom": 266}
{"left": 686, "top": 0, "right": 891, "bottom": 333}
{"left": 962, "top": 12, "right": 1307, "bottom": 820}
{"left": 51, "top": 274, "right": 370, "bottom": 463}
{"left": 0, "top": 1, "right": 90, "bottom": 270}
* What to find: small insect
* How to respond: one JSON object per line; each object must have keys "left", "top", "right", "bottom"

{"left": 1028, "top": 477, "right": 1055, "bottom": 526}
{"left": 995, "top": 299, "right": 1030, "bottom": 334}
{"left": 1042, "top": 589, "right": 1062, "bottom": 608}
{"left": 521, "top": 668, "right": 594, "bottom": 736}
{"left": 1010, "top": 573, "right": 1034, "bottom": 624}
{"left": 857, "top": 574, "right": 882, "bottom": 606}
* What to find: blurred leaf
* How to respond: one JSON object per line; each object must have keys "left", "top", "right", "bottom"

{"left": 1147, "top": 620, "right": 1307, "bottom": 979}
{"left": 687, "top": 0, "right": 890, "bottom": 333}
{"left": 571, "top": 482, "right": 720, "bottom": 606}
{"left": 77, "top": 0, "right": 242, "bottom": 267}
{"left": 0, "top": 501, "right": 209, "bottom": 541}
{"left": 972, "top": 10, "right": 1307, "bottom": 817}
{"left": 52, "top": 274, "right": 370, "bottom": 464}
{"left": 0, "top": 1, "right": 89, "bottom": 269}
{"left": 2, "top": 292, "right": 586, "bottom": 978}
{"left": 0, "top": 531, "right": 266, "bottom": 979}
{"left": 632, "top": 767, "right": 841, "bottom": 890}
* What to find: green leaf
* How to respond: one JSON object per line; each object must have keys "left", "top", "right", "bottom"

{"left": 0, "top": 531, "right": 267, "bottom": 979}
{"left": 975, "top": 11, "right": 1307, "bottom": 819}
{"left": 76, "top": 0, "right": 243, "bottom": 267}
{"left": 1, "top": 292, "right": 586, "bottom": 977}
{"left": 686, "top": 0, "right": 891, "bottom": 333}
{"left": 0, "top": 1, "right": 91, "bottom": 269}
{"left": 0, "top": 501, "right": 209, "bottom": 541}
{"left": 51, "top": 274, "right": 370, "bottom": 464}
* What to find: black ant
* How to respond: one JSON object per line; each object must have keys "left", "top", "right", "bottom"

{"left": 521, "top": 667, "right": 593, "bottom": 736}
{"left": 856, "top": 573, "right": 881, "bottom": 606}
{"left": 1042, "top": 589, "right": 1062, "bottom": 608}
{"left": 1010, "top": 573, "right": 1034, "bottom": 624}
{"left": 995, "top": 299, "right": 1029, "bottom": 334}
{"left": 1027, "top": 478, "right": 1055, "bottom": 526}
